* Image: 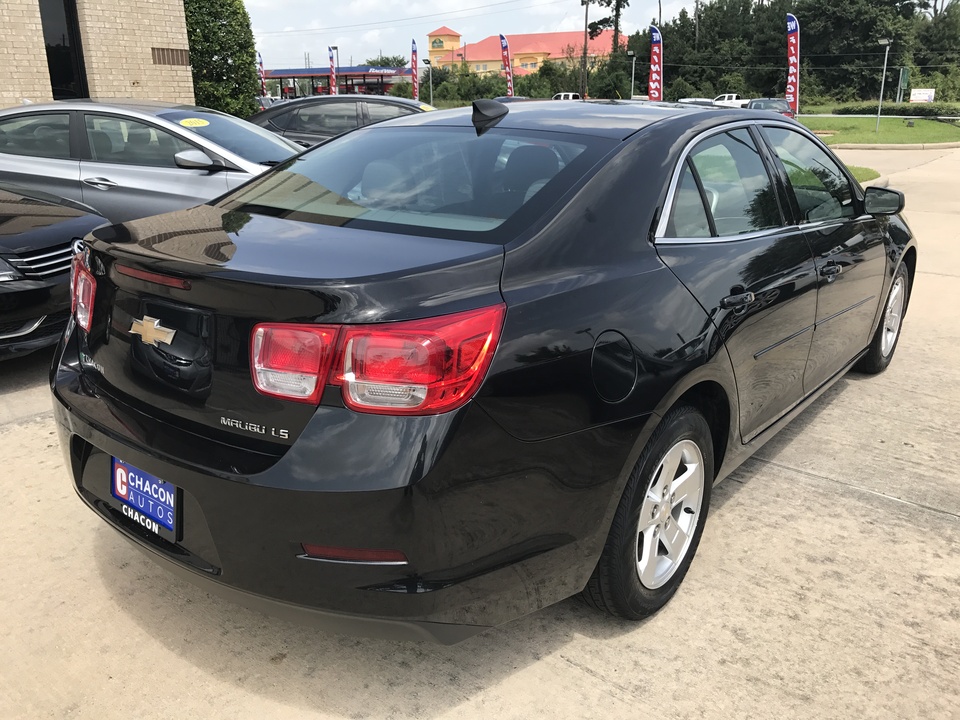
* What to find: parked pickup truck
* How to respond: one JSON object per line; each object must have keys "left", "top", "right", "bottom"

{"left": 713, "top": 93, "right": 751, "bottom": 108}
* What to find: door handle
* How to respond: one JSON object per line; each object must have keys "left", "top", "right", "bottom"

{"left": 820, "top": 263, "right": 842, "bottom": 278}
{"left": 719, "top": 291, "right": 755, "bottom": 310}
{"left": 82, "top": 177, "right": 118, "bottom": 190}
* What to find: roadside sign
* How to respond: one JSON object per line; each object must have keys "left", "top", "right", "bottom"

{"left": 899, "top": 67, "right": 910, "bottom": 90}
{"left": 910, "top": 88, "right": 936, "bottom": 103}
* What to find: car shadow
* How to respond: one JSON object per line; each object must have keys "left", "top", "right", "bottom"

{"left": 92, "top": 523, "right": 645, "bottom": 717}
{"left": 0, "top": 347, "right": 54, "bottom": 395}
{"left": 88, "top": 373, "right": 862, "bottom": 716}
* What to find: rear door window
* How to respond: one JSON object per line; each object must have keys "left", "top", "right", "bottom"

{"left": 687, "top": 128, "right": 783, "bottom": 236}
{"left": 291, "top": 103, "right": 360, "bottom": 136}
{"left": 0, "top": 113, "right": 72, "bottom": 159}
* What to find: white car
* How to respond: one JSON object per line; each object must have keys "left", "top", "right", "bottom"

{"left": 712, "top": 93, "right": 751, "bottom": 108}
{"left": 552, "top": 92, "right": 581, "bottom": 100}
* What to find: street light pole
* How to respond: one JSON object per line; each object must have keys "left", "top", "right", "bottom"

{"left": 876, "top": 39, "right": 891, "bottom": 134}
{"left": 422, "top": 58, "right": 433, "bottom": 105}
{"left": 627, "top": 50, "right": 636, "bottom": 99}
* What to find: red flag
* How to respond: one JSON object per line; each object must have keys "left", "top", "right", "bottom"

{"left": 648, "top": 26, "right": 663, "bottom": 102}
{"left": 329, "top": 47, "right": 337, "bottom": 95}
{"left": 500, "top": 35, "right": 514, "bottom": 97}
{"left": 786, "top": 14, "right": 800, "bottom": 114}
{"left": 412, "top": 40, "right": 419, "bottom": 101}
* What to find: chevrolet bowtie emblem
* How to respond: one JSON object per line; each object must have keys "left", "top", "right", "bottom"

{"left": 130, "top": 316, "right": 176, "bottom": 347}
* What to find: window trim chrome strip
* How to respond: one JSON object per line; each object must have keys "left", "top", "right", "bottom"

{"left": 0, "top": 316, "right": 45, "bottom": 340}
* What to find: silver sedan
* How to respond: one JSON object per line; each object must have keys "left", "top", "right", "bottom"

{"left": 0, "top": 100, "right": 300, "bottom": 224}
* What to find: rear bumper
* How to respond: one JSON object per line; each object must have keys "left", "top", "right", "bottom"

{"left": 52, "top": 330, "right": 646, "bottom": 640}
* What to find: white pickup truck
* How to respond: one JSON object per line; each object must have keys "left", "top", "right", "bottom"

{"left": 712, "top": 93, "right": 751, "bottom": 108}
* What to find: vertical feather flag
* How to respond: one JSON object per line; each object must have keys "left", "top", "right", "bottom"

{"left": 500, "top": 35, "right": 514, "bottom": 97}
{"left": 648, "top": 26, "right": 663, "bottom": 102}
{"left": 329, "top": 47, "right": 337, "bottom": 95}
{"left": 412, "top": 40, "right": 419, "bottom": 101}
{"left": 786, "top": 14, "right": 800, "bottom": 114}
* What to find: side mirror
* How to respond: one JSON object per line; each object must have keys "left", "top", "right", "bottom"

{"left": 174, "top": 149, "right": 216, "bottom": 170}
{"left": 863, "top": 186, "right": 905, "bottom": 215}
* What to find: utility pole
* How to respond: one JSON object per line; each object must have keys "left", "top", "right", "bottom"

{"left": 695, "top": 0, "right": 700, "bottom": 51}
{"left": 581, "top": 0, "right": 590, "bottom": 98}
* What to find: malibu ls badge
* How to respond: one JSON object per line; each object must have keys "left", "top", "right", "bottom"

{"left": 130, "top": 316, "right": 176, "bottom": 347}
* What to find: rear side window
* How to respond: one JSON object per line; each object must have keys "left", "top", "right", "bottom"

{"left": 0, "top": 113, "right": 71, "bottom": 159}
{"left": 666, "top": 161, "right": 712, "bottom": 238}
{"left": 687, "top": 129, "right": 782, "bottom": 236}
{"left": 763, "top": 126, "right": 854, "bottom": 223}
{"left": 366, "top": 102, "right": 417, "bottom": 123}
{"left": 220, "top": 126, "right": 612, "bottom": 242}
{"left": 291, "top": 104, "right": 359, "bottom": 135}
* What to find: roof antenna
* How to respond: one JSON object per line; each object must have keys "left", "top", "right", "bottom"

{"left": 471, "top": 99, "right": 508, "bottom": 136}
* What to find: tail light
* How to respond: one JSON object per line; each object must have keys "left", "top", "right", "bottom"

{"left": 71, "top": 254, "right": 97, "bottom": 332}
{"left": 251, "top": 304, "right": 505, "bottom": 415}
{"left": 251, "top": 324, "right": 339, "bottom": 404}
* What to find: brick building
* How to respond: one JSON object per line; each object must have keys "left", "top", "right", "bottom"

{"left": 0, "top": 0, "right": 194, "bottom": 109}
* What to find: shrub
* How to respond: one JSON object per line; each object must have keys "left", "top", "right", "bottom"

{"left": 833, "top": 102, "right": 960, "bottom": 117}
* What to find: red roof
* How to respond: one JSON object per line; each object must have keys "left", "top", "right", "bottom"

{"left": 435, "top": 30, "right": 616, "bottom": 65}
{"left": 428, "top": 26, "right": 461, "bottom": 37}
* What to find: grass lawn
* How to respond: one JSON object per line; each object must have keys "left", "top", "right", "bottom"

{"left": 798, "top": 116, "right": 960, "bottom": 145}
{"left": 847, "top": 166, "right": 881, "bottom": 183}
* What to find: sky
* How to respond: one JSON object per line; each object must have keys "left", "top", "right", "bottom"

{"left": 246, "top": 0, "right": 691, "bottom": 70}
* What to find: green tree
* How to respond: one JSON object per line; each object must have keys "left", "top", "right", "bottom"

{"left": 365, "top": 54, "right": 408, "bottom": 67}
{"left": 389, "top": 81, "right": 414, "bottom": 98}
{"left": 183, "top": 0, "right": 259, "bottom": 117}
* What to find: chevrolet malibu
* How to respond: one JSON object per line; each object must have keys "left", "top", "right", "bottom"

{"left": 52, "top": 100, "right": 916, "bottom": 643}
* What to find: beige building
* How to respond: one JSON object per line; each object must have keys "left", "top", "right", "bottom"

{"left": 0, "top": 0, "right": 194, "bottom": 109}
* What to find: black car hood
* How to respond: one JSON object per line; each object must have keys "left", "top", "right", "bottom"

{"left": 0, "top": 187, "right": 106, "bottom": 255}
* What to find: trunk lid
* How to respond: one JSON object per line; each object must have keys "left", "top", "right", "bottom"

{"left": 79, "top": 205, "right": 504, "bottom": 451}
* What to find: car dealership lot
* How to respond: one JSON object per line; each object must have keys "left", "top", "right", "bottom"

{"left": 1, "top": 148, "right": 958, "bottom": 719}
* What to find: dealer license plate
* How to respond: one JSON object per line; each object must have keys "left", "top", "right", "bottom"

{"left": 111, "top": 458, "right": 176, "bottom": 536}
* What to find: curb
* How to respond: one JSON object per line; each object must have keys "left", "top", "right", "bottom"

{"left": 866, "top": 175, "right": 890, "bottom": 188}
{"left": 831, "top": 141, "right": 960, "bottom": 150}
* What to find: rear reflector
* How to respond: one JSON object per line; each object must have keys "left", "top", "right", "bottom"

{"left": 300, "top": 544, "right": 408, "bottom": 564}
{"left": 251, "top": 324, "right": 339, "bottom": 404}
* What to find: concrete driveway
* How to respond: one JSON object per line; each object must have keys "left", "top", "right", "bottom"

{"left": 2, "top": 149, "right": 958, "bottom": 720}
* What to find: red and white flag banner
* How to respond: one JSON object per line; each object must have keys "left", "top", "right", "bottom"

{"left": 500, "top": 35, "right": 514, "bottom": 97}
{"left": 648, "top": 26, "right": 663, "bottom": 102}
{"left": 786, "top": 14, "right": 800, "bottom": 114}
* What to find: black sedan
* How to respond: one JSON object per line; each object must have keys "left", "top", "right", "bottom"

{"left": 52, "top": 100, "right": 916, "bottom": 643}
{"left": 247, "top": 95, "right": 435, "bottom": 146}
{"left": 0, "top": 185, "right": 105, "bottom": 359}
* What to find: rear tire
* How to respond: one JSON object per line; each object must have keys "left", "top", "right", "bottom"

{"left": 582, "top": 405, "right": 714, "bottom": 619}
{"left": 856, "top": 263, "right": 910, "bottom": 375}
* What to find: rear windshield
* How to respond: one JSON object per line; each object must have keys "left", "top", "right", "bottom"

{"left": 157, "top": 110, "right": 298, "bottom": 165}
{"left": 217, "top": 125, "right": 614, "bottom": 242}
{"left": 751, "top": 100, "right": 790, "bottom": 111}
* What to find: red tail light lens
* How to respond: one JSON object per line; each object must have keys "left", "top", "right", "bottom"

{"left": 333, "top": 304, "right": 505, "bottom": 415}
{"left": 251, "top": 324, "right": 340, "bottom": 404}
{"left": 73, "top": 262, "right": 97, "bottom": 332}
{"left": 251, "top": 305, "right": 505, "bottom": 414}
{"left": 300, "top": 544, "right": 408, "bottom": 564}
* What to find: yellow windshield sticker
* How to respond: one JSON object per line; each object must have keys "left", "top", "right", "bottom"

{"left": 179, "top": 118, "right": 210, "bottom": 128}
{"left": 420, "top": 104, "right": 436, "bottom": 112}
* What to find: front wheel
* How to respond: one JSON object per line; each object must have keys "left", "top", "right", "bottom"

{"left": 856, "top": 263, "right": 910, "bottom": 374}
{"left": 582, "top": 405, "right": 714, "bottom": 619}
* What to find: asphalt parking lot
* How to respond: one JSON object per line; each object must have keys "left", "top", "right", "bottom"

{"left": 1, "top": 148, "right": 958, "bottom": 720}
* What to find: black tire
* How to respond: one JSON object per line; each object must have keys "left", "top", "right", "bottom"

{"left": 582, "top": 404, "right": 714, "bottom": 619}
{"left": 855, "top": 263, "right": 910, "bottom": 375}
